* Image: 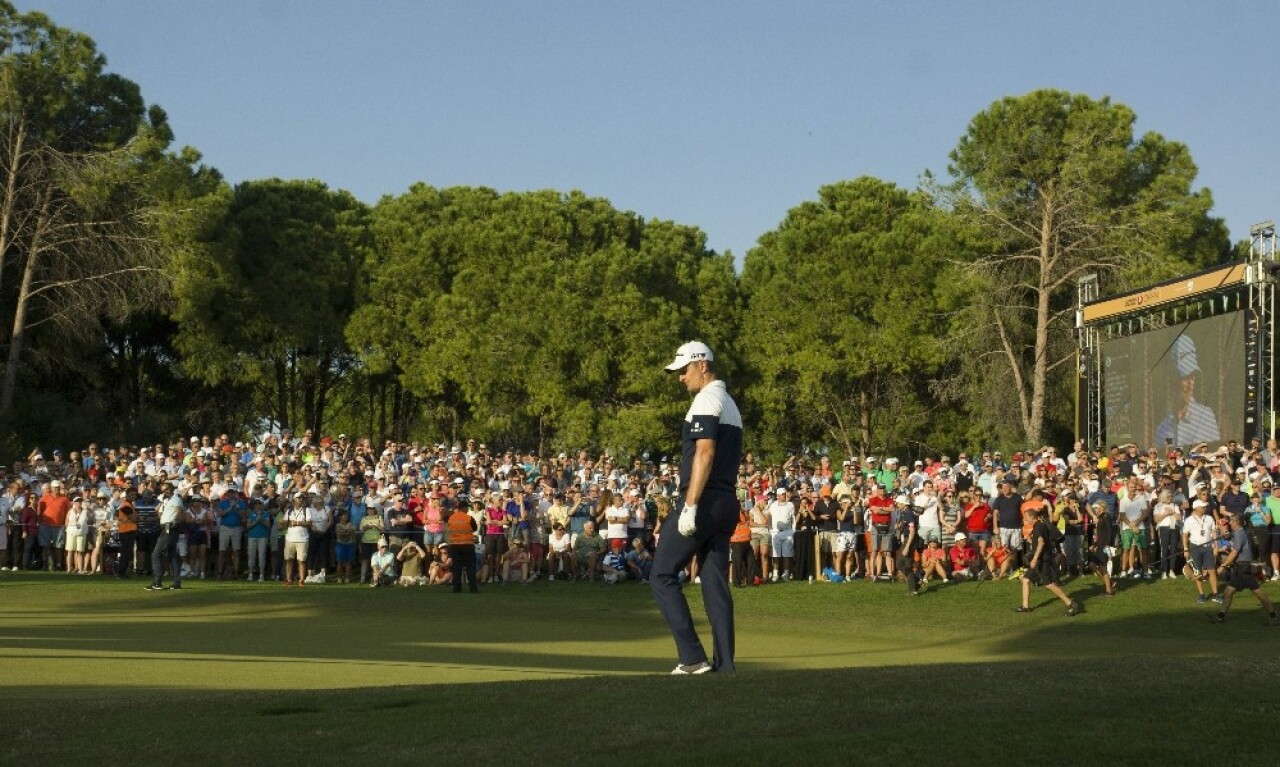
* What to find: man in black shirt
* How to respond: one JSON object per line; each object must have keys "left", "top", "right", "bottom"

{"left": 1085, "top": 501, "right": 1116, "bottom": 597}
{"left": 1016, "top": 505, "right": 1081, "bottom": 616}
{"left": 992, "top": 481, "right": 1024, "bottom": 569}
{"left": 133, "top": 484, "right": 160, "bottom": 577}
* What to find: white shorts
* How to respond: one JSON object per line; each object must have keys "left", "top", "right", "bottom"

{"left": 219, "top": 526, "right": 242, "bottom": 551}
{"left": 772, "top": 529, "right": 795, "bottom": 557}
{"left": 65, "top": 529, "right": 87, "bottom": 553}
{"left": 834, "top": 532, "right": 856, "bottom": 553}
{"left": 283, "top": 540, "right": 308, "bottom": 561}
{"left": 999, "top": 529, "right": 1023, "bottom": 549}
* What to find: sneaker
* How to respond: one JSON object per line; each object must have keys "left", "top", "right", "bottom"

{"left": 1162, "top": 572, "right": 1169, "bottom": 580}
{"left": 770, "top": 572, "right": 778, "bottom": 583}
{"left": 1014, "top": 606, "right": 1032, "bottom": 613}
{"left": 670, "top": 661, "right": 712, "bottom": 675}
{"left": 693, "top": 576, "right": 701, "bottom": 584}
{"left": 145, "top": 584, "right": 164, "bottom": 591}
{"left": 1210, "top": 594, "right": 1224, "bottom": 604}
{"left": 1066, "top": 601, "right": 1082, "bottom": 617}
{"left": 753, "top": 576, "right": 763, "bottom": 586}
{"left": 247, "top": 573, "right": 254, "bottom": 581}
{"left": 1197, "top": 594, "right": 1208, "bottom": 604}
{"left": 282, "top": 580, "right": 292, "bottom": 587}
{"left": 258, "top": 575, "right": 265, "bottom": 582}
{"left": 198, "top": 572, "right": 205, "bottom": 580}
{"left": 167, "top": 584, "right": 182, "bottom": 590}
{"left": 1168, "top": 572, "right": 1177, "bottom": 580}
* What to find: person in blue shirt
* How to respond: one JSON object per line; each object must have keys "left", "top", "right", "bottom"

{"left": 1086, "top": 481, "right": 1119, "bottom": 523}
{"left": 245, "top": 498, "right": 271, "bottom": 581}
{"left": 1208, "top": 515, "right": 1278, "bottom": 624}
{"left": 215, "top": 490, "right": 246, "bottom": 579}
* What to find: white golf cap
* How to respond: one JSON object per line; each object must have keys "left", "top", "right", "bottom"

{"left": 664, "top": 340, "right": 714, "bottom": 371}
{"left": 1174, "top": 335, "right": 1200, "bottom": 377}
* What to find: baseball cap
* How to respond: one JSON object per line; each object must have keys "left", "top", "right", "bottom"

{"left": 664, "top": 341, "right": 714, "bottom": 371}
{"left": 1174, "top": 335, "right": 1200, "bottom": 377}
{"left": 954, "top": 532, "right": 967, "bottom": 541}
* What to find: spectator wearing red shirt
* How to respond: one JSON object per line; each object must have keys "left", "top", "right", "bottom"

{"left": 962, "top": 490, "right": 993, "bottom": 557}
{"left": 865, "top": 484, "right": 894, "bottom": 580}
{"left": 37, "top": 480, "right": 71, "bottom": 571}
{"left": 949, "top": 533, "right": 980, "bottom": 579}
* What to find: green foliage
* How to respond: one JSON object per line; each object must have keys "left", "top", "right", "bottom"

{"left": 174, "top": 179, "right": 368, "bottom": 436}
{"left": 349, "top": 186, "right": 738, "bottom": 454}
{"left": 740, "top": 177, "right": 955, "bottom": 459}
{"left": 942, "top": 89, "right": 1231, "bottom": 446}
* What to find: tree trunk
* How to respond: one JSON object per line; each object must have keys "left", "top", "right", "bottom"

{"left": 859, "top": 388, "right": 871, "bottom": 459}
{"left": 274, "top": 357, "right": 288, "bottom": 432}
{"left": 0, "top": 235, "right": 37, "bottom": 419}
{"left": 1028, "top": 191, "right": 1055, "bottom": 446}
{"left": 0, "top": 190, "right": 48, "bottom": 420}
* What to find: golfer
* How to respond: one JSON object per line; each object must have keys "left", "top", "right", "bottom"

{"left": 651, "top": 341, "right": 743, "bottom": 675}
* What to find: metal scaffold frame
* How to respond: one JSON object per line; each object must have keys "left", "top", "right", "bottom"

{"left": 1075, "top": 220, "right": 1278, "bottom": 450}
{"left": 1248, "top": 220, "right": 1277, "bottom": 440}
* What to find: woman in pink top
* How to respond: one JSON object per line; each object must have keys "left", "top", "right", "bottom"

{"left": 422, "top": 496, "right": 446, "bottom": 556}
{"left": 483, "top": 495, "right": 509, "bottom": 583}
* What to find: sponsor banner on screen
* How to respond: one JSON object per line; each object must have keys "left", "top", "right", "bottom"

{"left": 1103, "top": 312, "right": 1244, "bottom": 450}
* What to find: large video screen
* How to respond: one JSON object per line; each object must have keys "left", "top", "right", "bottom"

{"left": 1103, "top": 311, "right": 1244, "bottom": 450}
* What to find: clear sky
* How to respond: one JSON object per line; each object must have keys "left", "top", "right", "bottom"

{"left": 15, "top": 1, "right": 1280, "bottom": 260}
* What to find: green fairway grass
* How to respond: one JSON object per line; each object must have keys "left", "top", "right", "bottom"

{"left": 3, "top": 571, "right": 1278, "bottom": 765}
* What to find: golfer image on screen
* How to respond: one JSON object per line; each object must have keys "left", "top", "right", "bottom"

{"left": 1155, "top": 334, "right": 1219, "bottom": 447}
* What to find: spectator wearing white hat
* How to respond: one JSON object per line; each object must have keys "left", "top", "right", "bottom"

{"left": 1181, "top": 498, "right": 1220, "bottom": 603}
{"left": 768, "top": 487, "right": 795, "bottom": 582}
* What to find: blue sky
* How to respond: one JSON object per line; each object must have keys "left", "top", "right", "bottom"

{"left": 17, "top": 1, "right": 1280, "bottom": 259}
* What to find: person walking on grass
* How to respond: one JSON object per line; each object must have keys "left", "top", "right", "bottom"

{"left": 1208, "top": 514, "right": 1278, "bottom": 625}
{"left": 651, "top": 341, "right": 743, "bottom": 675}
{"left": 1182, "top": 499, "right": 1220, "bottom": 605}
{"left": 1015, "top": 504, "right": 1081, "bottom": 616}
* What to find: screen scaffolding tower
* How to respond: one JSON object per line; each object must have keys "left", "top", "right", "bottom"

{"left": 1076, "top": 274, "right": 1102, "bottom": 450}
{"left": 1248, "top": 220, "right": 1277, "bottom": 440}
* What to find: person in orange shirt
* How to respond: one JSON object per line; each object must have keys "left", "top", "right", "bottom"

{"left": 729, "top": 507, "right": 753, "bottom": 587}
{"left": 115, "top": 489, "right": 139, "bottom": 578}
{"left": 37, "top": 480, "right": 71, "bottom": 571}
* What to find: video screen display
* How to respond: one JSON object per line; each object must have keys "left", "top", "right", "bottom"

{"left": 1103, "top": 311, "right": 1244, "bottom": 450}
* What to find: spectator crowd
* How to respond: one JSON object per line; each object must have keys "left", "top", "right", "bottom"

{"left": 3, "top": 432, "right": 1280, "bottom": 614}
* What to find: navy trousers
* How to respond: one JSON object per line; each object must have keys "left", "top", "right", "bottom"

{"left": 650, "top": 492, "right": 738, "bottom": 672}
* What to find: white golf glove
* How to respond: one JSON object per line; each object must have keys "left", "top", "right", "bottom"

{"left": 678, "top": 503, "right": 698, "bottom": 536}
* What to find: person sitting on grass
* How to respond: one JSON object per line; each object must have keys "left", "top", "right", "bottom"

{"left": 626, "top": 536, "right": 652, "bottom": 583}
{"left": 920, "top": 539, "right": 949, "bottom": 585}
{"left": 986, "top": 538, "right": 1013, "bottom": 580}
{"left": 600, "top": 543, "right": 627, "bottom": 585}
{"left": 428, "top": 543, "right": 453, "bottom": 586}
{"left": 948, "top": 533, "right": 980, "bottom": 580}
{"left": 502, "top": 539, "right": 531, "bottom": 584}
{"left": 1208, "top": 514, "right": 1278, "bottom": 625}
{"left": 573, "top": 520, "right": 606, "bottom": 581}
{"left": 370, "top": 538, "right": 396, "bottom": 587}
{"left": 546, "top": 523, "right": 574, "bottom": 581}
{"left": 1016, "top": 504, "right": 1081, "bottom": 616}
{"left": 396, "top": 539, "right": 427, "bottom": 586}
